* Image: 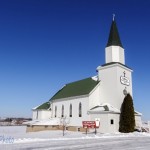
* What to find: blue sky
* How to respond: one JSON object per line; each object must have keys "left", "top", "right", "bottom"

{"left": 0, "top": 0, "right": 150, "bottom": 120}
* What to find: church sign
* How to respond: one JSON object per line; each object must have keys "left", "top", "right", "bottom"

{"left": 82, "top": 121, "right": 96, "bottom": 128}
{"left": 120, "top": 71, "right": 130, "bottom": 86}
{"left": 120, "top": 76, "right": 130, "bottom": 86}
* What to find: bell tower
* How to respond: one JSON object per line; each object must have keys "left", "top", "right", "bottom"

{"left": 97, "top": 17, "right": 133, "bottom": 110}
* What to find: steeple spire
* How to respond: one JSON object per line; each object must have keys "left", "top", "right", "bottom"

{"left": 106, "top": 18, "right": 123, "bottom": 48}
{"left": 105, "top": 17, "right": 125, "bottom": 64}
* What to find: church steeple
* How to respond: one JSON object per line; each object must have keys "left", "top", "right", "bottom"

{"left": 106, "top": 19, "right": 123, "bottom": 48}
{"left": 105, "top": 17, "right": 125, "bottom": 64}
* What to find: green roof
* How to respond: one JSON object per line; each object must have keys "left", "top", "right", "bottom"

{"left": 35, "top": 102, "right": 50, "bottom": 110}
{"left": 106, "top": 20, "right": 123, "bottom": 48}
{"left": 50, "top": 77, "right": 99, "bottom": 100}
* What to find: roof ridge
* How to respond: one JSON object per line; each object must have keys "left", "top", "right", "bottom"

{"left": 66, "top": 76, "right": 97, "bottom": 85}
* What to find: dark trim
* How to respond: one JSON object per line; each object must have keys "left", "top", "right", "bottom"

{"left": 101, "top": 62, "right": 132, "bottom": 70}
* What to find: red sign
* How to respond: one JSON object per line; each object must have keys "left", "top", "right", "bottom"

{"left": 82, "top": 121, "right": 96, "bottom": 128}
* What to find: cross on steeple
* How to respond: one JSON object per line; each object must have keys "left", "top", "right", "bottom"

{"left": 113, "top": 14, "right": 115, "bottom": 21}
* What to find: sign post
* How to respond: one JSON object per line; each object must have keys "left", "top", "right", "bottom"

{"left": 86, "top": 128, "right": 87, "bottom": 135}
{"left": 95, "top": 127, "right": 97, "bottom": 135}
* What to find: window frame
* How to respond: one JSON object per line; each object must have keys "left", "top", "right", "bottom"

{"left": 79, "top": 102, "right": 82, "bottom": 117}
{"left": 69, "top": 104, "right": 72, "bottom": 117}
{"left": 110, "top": 119, "right": 114, "bottom": 125}
{"left": 55, "top": 106, "right": 57, "bottom": 118}
{"left": 62, "top": 105, "right": 64, "bottom": 118}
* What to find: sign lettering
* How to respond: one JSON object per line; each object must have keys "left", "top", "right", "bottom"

{"left": 120, "top": 76, "right": 130, "bottom": 86}
{"left": 82, "top": 121, "right": 96, "bottom": 128}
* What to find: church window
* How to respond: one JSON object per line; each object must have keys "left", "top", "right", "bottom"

{"left": 110, "top": 119, "right": 114, "bottom": 124}
{"left": 79, "top": 102, "right": 82, "bottom": 117}
{"left": 55, "top": 106, "right": 57, "bottom": 117}
{"left": 69, "top": 104, "right": 72, "bottom": 117}
{"left": 62, "top": 105, "right": 64, "bottom": 118}
{"left": 36, "top": 111, "right": 38, "bottom": 119}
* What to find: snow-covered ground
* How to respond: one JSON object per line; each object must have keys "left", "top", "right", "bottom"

{"left": 0, "top": 126, "right": 150, "bottom": 150}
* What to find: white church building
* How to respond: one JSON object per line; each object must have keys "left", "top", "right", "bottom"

{"left": 30, "top": 19, "right": 142, "bottom": 133}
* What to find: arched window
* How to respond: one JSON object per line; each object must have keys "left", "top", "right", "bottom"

{"left": 79, "top": 102, "right": 82, "bottom": 117}
{"left": 36, "top": 110, "right": 38, "bottom": 119}
{"left": 55, "top": 106, "right": 57, "bottom": 117}
{"left": 62, "top": 105, "right": 64, "bottom": 118}
{"left": 69, "top": 104, "right": 72, "bottom": 117}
